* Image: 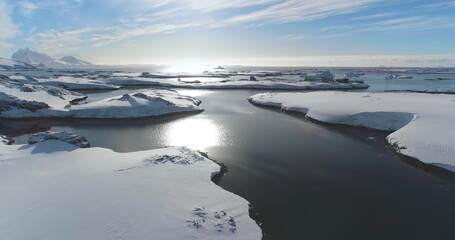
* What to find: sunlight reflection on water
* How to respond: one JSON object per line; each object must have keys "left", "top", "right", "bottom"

{"left": 165, "top": 117, "right": 227, "bottom": 150}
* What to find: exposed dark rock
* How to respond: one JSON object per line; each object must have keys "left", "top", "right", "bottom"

{"left": 28, "top": 131, "right": 91, "bottom": 148}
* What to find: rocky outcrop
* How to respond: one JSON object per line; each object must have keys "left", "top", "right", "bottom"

{"left": 28, "top": 131, "right": 91, "bottom": 148}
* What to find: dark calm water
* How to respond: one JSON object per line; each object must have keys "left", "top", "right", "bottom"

{"left": 2, "top": 88, "right": 455, "bottom": 239}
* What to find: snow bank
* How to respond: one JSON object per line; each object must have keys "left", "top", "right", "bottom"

{"left": 249, "top": 91, "right": 455, "bottom": 172}
{"left": 0, "top": 142, "right": 261, "bottom": 239}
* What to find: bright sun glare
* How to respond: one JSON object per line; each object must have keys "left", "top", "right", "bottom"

{"left": 166, "top": 118, "right": 223, "bottom": 150}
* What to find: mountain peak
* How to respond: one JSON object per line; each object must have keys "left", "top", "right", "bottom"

{"left": 11, "top": 48, "right": 55, "bottom": 65}
{"left": 10, "top": 48, "right": 93, "bottom": 66}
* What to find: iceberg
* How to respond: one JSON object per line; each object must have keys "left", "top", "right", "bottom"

{"left": 302, "top": 70, "right": 334, "bottom": 82}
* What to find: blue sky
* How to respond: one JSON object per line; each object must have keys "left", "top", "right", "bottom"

{"left": 1, "top": 0, "right": 455, "bottom": 66}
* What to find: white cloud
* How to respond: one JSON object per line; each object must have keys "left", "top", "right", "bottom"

{"left": 0, "top": 0, "right": 19, "bottom": 52}
{"left": 18, "top": 0, "right": 39, "bottom": 17}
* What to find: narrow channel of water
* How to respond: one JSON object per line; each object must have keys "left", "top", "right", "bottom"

{"left": 2, "top": 89, "right": 455, "bottom": 240}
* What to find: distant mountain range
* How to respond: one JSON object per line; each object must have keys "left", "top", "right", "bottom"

{"left": 10, "top": 48, "right": 93, "bottom": 66}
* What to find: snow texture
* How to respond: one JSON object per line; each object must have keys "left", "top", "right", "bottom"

{"left": 249, "top": 91, "right": 455, "bottom": 172}
{"left": 0, "top": 74, "right": 85, "bottom": 117}
{"left": 70, "top": 89, "right": 202, "bottom": 118}
{"left": 0, "top": 142, "right": 261, "bottom": 240}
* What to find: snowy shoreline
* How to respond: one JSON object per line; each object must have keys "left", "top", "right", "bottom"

{"left": 0, "top": 140, "right": 262, "bottom": 239}
{"left": 248, "top": 91, "right": 455, "bottom": 173}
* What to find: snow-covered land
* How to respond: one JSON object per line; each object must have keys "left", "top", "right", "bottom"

{"left": 248, "top": 91, "right": 455, "bottom": 172}
{"left": 0, "top": 58, "right": 34, "bottom": 70}
{"left": 0, "top": 75, "right": 202, "bottom": 118}
{"left": 0, "top": 140, "right": 261, "bottom": 239}
{"left": 36, "top": 76, "right": 120, "bottom": 90}
{"left": 70, "top": 89, "right": 202, "bottom": 118}
{"left": 0, "top": 74, "right": 86, "bottom": 116}
{"left": 52, "top": 56, "right": 93, "bottom": 66}
{"left": 104, "top": 76, "right": 369, "bottom": 90}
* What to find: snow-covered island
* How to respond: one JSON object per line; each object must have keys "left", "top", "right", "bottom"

{"left": 103, "top": 74, "right": 369, "bottom": 90}
{"left": 0, "top": 74, "right": 202, "bottom": 118}
{"left": 0, "top": 136, "right": 262, "bottom": 239}
{"left": 248, "top": 91, "right": 455, "bottom": 172}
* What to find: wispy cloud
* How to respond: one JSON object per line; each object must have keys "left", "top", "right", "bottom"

{"left": 90, "top": 22, "right": 202, "bottom": 47}
{"left": 17, "top": 0, "right": 39, "bottom": 17}
{"left": 223, "top": 0, "right": 383, "bottom": 25}
{"left": 321, "top": 25, "right": 352, "bottom": 31}
{"left": 360, "top": 16, "right": 455, "bottom": 32}
{"left": 417, "top": 1, "right": 455, "bottom": 9}
{"left": 0, "top": 0, "right": 19, "bottom": 52}
{"left": 183, "top": 0, "right": 277, "bottom": 12}
{"left": 32, "top": 27, "right": 97, "bottom": 54}
{"left": 351, "top": 12, "right": 394, "bottom": 21}
{"left": 281, "top": 34, "right": 305, "bottom": 41}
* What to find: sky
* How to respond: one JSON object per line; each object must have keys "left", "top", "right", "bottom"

{"left": 1, "top": 0, "right": 455, "bottom": 67}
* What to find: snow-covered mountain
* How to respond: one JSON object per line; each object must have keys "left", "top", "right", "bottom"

{"left": 0, "top": 57, "right": 35, "bottom": 70}
{"left": 10, "top": 48, "right": 93, "bottom": 66}
{"left": 52, "top": 56, "right": 93, "bottom": 66}
{"left": 11, "top": 48, "right": 55, "bottom": 65}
